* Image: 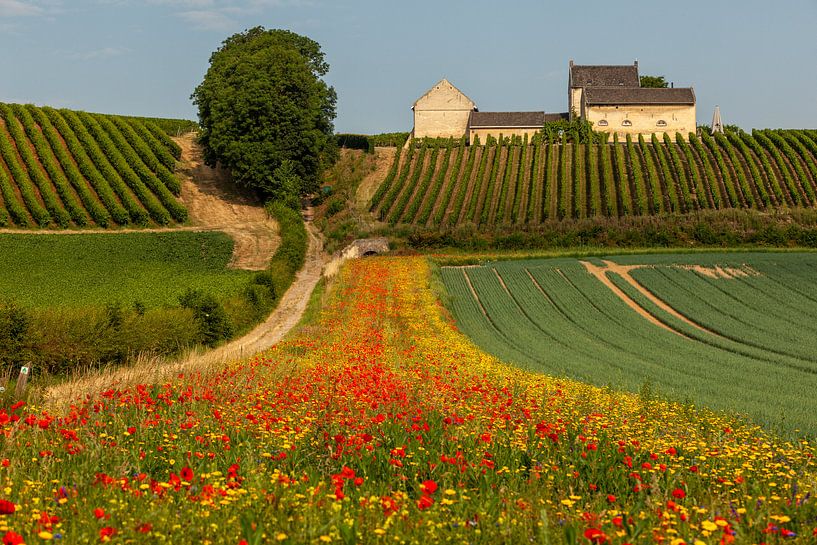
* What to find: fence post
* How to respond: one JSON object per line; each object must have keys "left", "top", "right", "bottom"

{"left": 15, "top": 365, "right": 30, "bottom": 398}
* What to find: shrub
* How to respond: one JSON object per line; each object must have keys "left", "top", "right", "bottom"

{"left": 179, "top": 289, "right": 233, "bottom": 347}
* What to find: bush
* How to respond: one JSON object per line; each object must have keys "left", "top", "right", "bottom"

{"left": 0, "top": 301, "right": 33, "bottom": 375}
{"left": 179, "top": 289, "right": 233, "bottom": 347}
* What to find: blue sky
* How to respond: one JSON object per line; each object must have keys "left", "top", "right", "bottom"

{"left": 1, "top": 0, "right": 816, "bottom": 133}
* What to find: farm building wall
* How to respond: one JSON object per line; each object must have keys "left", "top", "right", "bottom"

{"left": 412, "top": 79, "right": 475, "bottom": 139}
{"left": 584, "top": 104, "right": 696, "bottom": 140}
{"left": 469, "top": 127, "right": 540, "bottom": 144}
{"left": 569, "top": 88, "right": 583, "bottom": 119}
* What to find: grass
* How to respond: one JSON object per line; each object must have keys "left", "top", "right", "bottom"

{"left": 440, "top": 251, "right": 817, "bottom": 436}
{"left": 0, "top": 232, "right": 253, "bottom": 308}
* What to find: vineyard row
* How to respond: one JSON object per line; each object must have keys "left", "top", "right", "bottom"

{"left": 0, "top": 103, "right": 186, "bottom": 228}
{"left": 370, "top": 130, "right": 817, "bottom": 227}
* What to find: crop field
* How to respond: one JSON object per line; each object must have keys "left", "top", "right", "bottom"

{"left": 0, "top": 102, "right": 186, "bottom": 228}
{"left": 0, "top": 232, "right": 253, "bottom": 308}
{"left": 441, "top": 252, "right": 817, "bottom": 434}
{"left": 2, "top": 257, "right": 816, "bottom": 543}
{"left": 371, "top": 130, "right": 817, "bottom": 228}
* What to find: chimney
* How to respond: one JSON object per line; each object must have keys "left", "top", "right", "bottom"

{"left": 671, "top": 82, "right": 674, "bottom": 88}
{"left": 569, "top": 59, "right": 574, "bottom": 68}
{"left": 634, "top": 60, "right": 638, "bottom": 68}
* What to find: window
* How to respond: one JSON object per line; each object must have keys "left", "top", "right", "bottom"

{"left": 656, "top": 120, "right": 667, "bottom": 127}
{"left": 597, "top": 119, "right": 609, "bottom": 127}
{"left": 622, "top": 120, "right": 633, "bottom": 127}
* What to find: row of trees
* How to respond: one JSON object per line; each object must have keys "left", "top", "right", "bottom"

{"left": 371, "top": 130, "right": 817, "bottom": 228}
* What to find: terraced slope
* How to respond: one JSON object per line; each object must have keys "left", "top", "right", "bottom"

{"left": 441, "top": 252, "right": 817, "bottom": 433}
{"left": 372, "top": 131, "right": 817, "bottom": 228}
{"left": 0, "top": 103, "right": 186, "bottom": 228}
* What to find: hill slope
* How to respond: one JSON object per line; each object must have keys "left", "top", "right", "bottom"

{"left": 0, "top": 103, "right": 187, "bottom": 228}
{"left": 371, "top": 130, "right": 817, "bottom": 228}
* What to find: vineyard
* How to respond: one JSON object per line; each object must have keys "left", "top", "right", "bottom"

{"left": 440, "top": 252, "right": 817, "bottom": 434}
{"left": 0, "top": 103, "right": 187, "bottom": 228}
{"left": 371, "top": 130, "right": 817, "bottom": 228}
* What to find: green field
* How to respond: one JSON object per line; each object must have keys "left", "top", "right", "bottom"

{"left": 441, "top": 251, "right": 817, "bottom": 434}
{"left": 0, "top": 232, "right": 253, "bottom": 308}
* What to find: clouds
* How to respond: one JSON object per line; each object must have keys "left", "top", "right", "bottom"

{"left": 0, "top": 0, "right": 44, "bottom": 17}
{"left": 64, "top": 46, "right": 131, "bottom": 61}
{"left": 152, "top": 0, "right": 316, "bottom": 31}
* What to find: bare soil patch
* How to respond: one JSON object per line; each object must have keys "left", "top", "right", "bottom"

{"left": 174, "top": 133, "right": 279, "bottom": 271}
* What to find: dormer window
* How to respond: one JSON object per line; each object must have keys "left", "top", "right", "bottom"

{"left": 656, "top": 120, "right": 667, "bottom": 127}
{"left": 622, "top": 120, "right": 633, "bottom": 127}
{"left": 597, "top": 120, "right": 609, "bottom": 127}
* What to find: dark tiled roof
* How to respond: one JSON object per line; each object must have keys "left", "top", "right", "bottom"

{"left": 570, "top": 64, "right": 639, "bottom": 88}
{"left": 544, "top": 112, "right": 570, "bottom": 122}
{"left": 469, "top": 111, "right": 545, "bottom": 128}
{"left": 584, "top": 87, "right": 695, "bottom": 105}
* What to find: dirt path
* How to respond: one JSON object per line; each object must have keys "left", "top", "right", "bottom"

{"left": 0, "top": 134, "right": 280, "bottom": 271}
{"left": 174, "top": 133, "right": 279, "bottom": 271}
{"left": 42, "top": 223, "right": 327, "bottom": 408}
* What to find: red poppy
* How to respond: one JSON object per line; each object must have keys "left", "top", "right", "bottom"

{"left": 671, "top": 488, "right": 686, "bottom": 499}
{"left": 583, "top": 527, "right": 608, "bottom": 543}
{"left": 180, "top": 466, "right": 194, "bottom": 482}
{"left": 2, "top": 531, "right": 23, "bottom": 545}
{"left": 606, "top": 494, "right": 616, "bottom": 503}
{"left": 93, "top": 507, "right": 107, "bottom": 519}
{"left": 0, "top": 500, "right": 14, "bottom": 515}
{"left": 417, "top": 495, "right": 434, "bottom": 510}
{"left": 420, "top": 480, "right": 437, "bottom": 494}
{"left": 99, "top": 527, "right": 116, "bottom": 541}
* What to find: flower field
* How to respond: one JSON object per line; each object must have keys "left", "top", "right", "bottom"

{"left": 1, "top": 257, "right": 816, "bottom": 544}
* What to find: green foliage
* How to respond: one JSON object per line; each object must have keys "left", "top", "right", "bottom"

{"left": 689, "top": 133, "right": 723, "bottom": 208}
{"left": 715, "top": 132, "right": 756, "bottom": 208}
{"left": 192, "top": 27, "right": 337, "bottom": 199}
{"left": 639, "top": 75, "right": 668, "bottom": 88}
{"left": 0, "top": 300, "right": 33, "bottom": 373}
{"left": 444, "top": 144, "right": 477, "bottom": 227}
{"left": 611, "top": 134, "right": 632, "bottom": 215}
{"left": 754, "top": 130, "right": 804, "bottom": 206}
{"left": 541, "top": 118, "right": 598, "bottom": 144}
{"left": 369, "top": 145, "right": 402, "bottom": 210}
{"left": 625, "top": 134, "right": 647, "bottom": 214}
{"left": 179, "top": 288, "right": 233, "bottom": 347}
{"left": 336, "top": 132, "right": 409, "bottom": 152}
{"left": 663, "top": 132, "right": 694, "bottom": 211}
{"left": 639, "top": 134, "right": 664, "bottom": 213}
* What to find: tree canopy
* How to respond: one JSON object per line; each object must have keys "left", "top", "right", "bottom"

{"left": 192, "top": 27, "right": 337, "bottom": 202}
{"left": 640, "top": 75, "right": 669, "bottom": 88}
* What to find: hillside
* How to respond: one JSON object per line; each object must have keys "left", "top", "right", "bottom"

{"left": 370, "top": 130, "right": 817, "bottom": 228}
{"left": 0, "top": 103, "right": 186, "bottom": 228}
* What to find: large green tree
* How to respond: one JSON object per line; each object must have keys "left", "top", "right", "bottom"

{"left": 192, "top": 27, "right": 337, "bottom": 201}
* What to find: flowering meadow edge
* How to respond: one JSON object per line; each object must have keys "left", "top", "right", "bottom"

{"left": 0, "top": 256, "right": 815, "bottom": 544}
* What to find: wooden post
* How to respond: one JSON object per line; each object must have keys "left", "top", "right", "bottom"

{"left": 15, "top": 365, "right": 30, "bottom": 398}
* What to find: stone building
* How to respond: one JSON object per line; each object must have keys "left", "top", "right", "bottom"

{"left": 569, "top": 60, "right": 696, "bottom": 139}
{"left": 412, "top": 79, "right": 561, "bottom": 143}
{"left": 411, "top": 62, "right": 696, "bottom": 142}
{"left": 411, "top": 79, "right": 476, "bottom": 139}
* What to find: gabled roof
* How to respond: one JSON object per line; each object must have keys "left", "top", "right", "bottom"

{"left": 570, "top": 63, "right": 639, "bottom": 88}
{"left": 469, "top": 111, "right": 545, "bottom": 128}
{"left": 583, "top": 87, "right": 695, "bottom": 105}
{"left": 412, "top": 78, "right": 476, "bottom": 110}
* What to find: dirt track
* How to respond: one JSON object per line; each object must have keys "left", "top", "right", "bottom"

{"left": 174, "top": 133, "right": 280, "bottom": 270}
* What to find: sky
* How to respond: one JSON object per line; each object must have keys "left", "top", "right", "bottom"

{"left": 1, "top": 0, "right": 816, "bottom": 133}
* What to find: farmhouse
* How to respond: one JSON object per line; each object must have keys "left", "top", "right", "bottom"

{"left": 412, "top": 60, "right": 696, "bottom": 142}
{"left": 569, "top": 61, "right": 696, "bottom": 139}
